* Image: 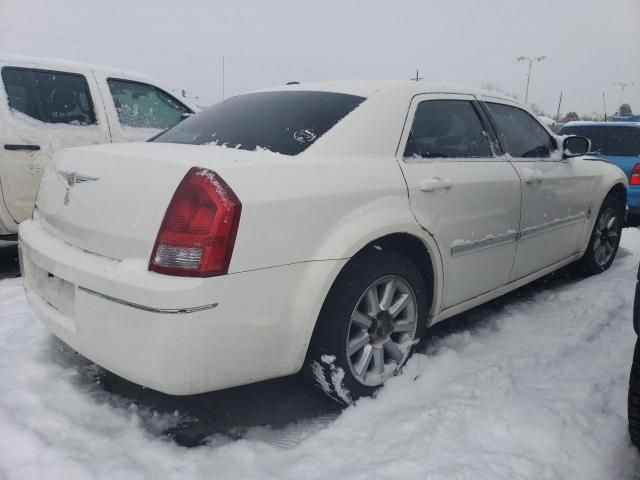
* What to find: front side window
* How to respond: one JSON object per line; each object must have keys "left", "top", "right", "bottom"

{"left": 107, "top": 78, "right": 190, "bottom": 130}
{"left": 487, "top": 102, "right": 555, "bottom": 158}
{"left": 2, "top": 67, "right": 96, "bottom": 125}
{"left": 153, "top": 91, "right": 365, "bottom": 156}
{"left": 558, "top": 125, "right": 640, "bottom": 157}
{"left": 403, "top": 100, "right": 493, "bottom": 159}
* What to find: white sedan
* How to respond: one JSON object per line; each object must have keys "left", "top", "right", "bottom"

{"left": 19, "top": 81, "right": 627, "bottom": 404}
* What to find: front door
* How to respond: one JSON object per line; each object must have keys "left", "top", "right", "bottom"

{"left": 0, "top": 64, "right": 111, "bottom": 223}
{"left": 397, "top": 94, "right": 522, "bottom": 308}
{"left": 94, "top": 74, "right": 192, "bottom": 142}
{"left": 482, "top": 100, "right": 589, "bottom": 279}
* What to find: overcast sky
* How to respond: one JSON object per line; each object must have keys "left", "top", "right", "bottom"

{"left": 1, "top": 0, "right": 638, "bottom": 117}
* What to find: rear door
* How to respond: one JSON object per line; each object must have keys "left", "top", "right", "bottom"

{"left": 94, "top": 73, "right": 193, "bottom": 142}
{"left": 397, "top": 94, "right": 522, "bottom": 308}
{"left": 0, "top": 64, "right": 110, "bottom": 223}
{"left": 482, "top": 99, "right": 590, "bottom": 279}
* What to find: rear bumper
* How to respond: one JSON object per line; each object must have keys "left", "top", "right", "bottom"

{"left": 628, "top": 185, "right": 640, "bottom": 212}
{"left": 19, "top": 219, "right": 343, "bottom": 395}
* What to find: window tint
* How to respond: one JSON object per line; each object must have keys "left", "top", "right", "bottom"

{"left": 486, "top": 102, "right": 555, "bottom": 158}
{"left": 2, "top": 67, "right": 96, "bottom": 125}
{"left": 404, "top": 100, "right": 492, "bottom": 159}
{"left": 558, "top": 125, "right": 640, "bottom": 157}
{"left": 153, "top": 91, "right": 365, "bottom": 156}
{"left": 107, "top": 78, "right": 190, "bottom": 130}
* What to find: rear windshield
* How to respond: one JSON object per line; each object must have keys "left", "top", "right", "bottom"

{"left": 153, "top": 91, "right": 365, "bottom": 155}
{"left": 559, "top": 125, "right": 640, "bottom": 156}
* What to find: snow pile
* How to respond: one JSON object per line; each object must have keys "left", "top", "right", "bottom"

{"left": 2, "top": 230, "right": 640, "bottom": 479}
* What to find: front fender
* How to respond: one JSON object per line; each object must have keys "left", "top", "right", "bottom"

{"left": 578, "top": 159, "right": 628, "bottom": 252}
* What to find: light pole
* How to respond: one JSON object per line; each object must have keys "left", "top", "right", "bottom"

{"left": 614, "top": 82, "right": 634, "bottom": 110}
{"left": 517, "top": 55, "right": 546, "bottom": 104}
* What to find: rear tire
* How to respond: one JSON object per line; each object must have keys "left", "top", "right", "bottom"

{"left": 629, "top": 338, "right": 640, "bottom": 447}
{"left": 575, "top": 194, "right": 624, "bottom": 276}
{"left": 303, "top": 249, "right": 430, "bottom": 404}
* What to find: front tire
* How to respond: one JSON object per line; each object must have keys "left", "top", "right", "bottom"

{"left": 303, "top": 249, "right": 430, "bottom": 404}
{"left": 575, "top": 194, "right": 623, "bottom": 276}
{"left": 629, "top": 338, "right": 640, "bottom": 447}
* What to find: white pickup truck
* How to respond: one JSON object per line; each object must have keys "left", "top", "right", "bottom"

{"left": 0, "top": 55, "right": 195, "bottom": 238}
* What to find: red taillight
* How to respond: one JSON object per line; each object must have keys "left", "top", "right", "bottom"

{"left": 631, "top": 163, "right": 640, "bottom": 186}
{"left": 149, "top": 167, "right": 241, "bottom": 277}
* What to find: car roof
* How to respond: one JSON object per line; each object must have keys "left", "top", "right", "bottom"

{"left": 0, "top": 53, "right": 156, "bottom": 83}
{"left": 563, "top": 121, "right": 640, "bottom": 128}
{"left": 254, "top": 79, "right": 517, "bottom": 102}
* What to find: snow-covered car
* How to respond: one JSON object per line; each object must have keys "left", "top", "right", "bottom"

{"left": 0, "top": 55, "right": 195, "bottom": 238}
{"left": 629, "top": 262, "right": 640, "bottom": 446}
{"left": 19, "top": 81, "right": 628, "bottom": 404}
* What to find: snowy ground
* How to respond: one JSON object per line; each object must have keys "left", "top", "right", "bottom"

{"left": 2, "top": 230, "right": 640, "bottom": 480}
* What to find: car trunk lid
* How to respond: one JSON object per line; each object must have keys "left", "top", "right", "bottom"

{"left": 36, "top": 142, "right": 262, "bottom": 262}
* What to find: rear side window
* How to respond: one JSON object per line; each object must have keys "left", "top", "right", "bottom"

{"left": 107, "top": 78, "right": 191, "bottom": 130}
{"left": 486, "top": 102, "right": 555, "bottom": 158}
{"left": 153, "top": 91, "right": 365, "bottom": 156}
{"left": 558, "top": 125, "right": 640, "bottom": 156}
{"left": 2, "top": 67, "right": 96, "bottom": 125}
{"left": 404, "top": 100, "right": 493, "bottom": 159}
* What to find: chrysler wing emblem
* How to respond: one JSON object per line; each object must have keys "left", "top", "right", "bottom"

{"left": 57, "top": 170, "right": 99, "bottom": 206}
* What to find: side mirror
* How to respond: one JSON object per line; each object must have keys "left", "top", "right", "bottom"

{"left": 563, "top": 135, "right": 591, "bottom": 158}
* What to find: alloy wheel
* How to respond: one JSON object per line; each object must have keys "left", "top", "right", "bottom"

{"left": 593, "top": 207, "right": 620, "bottom": 266}
{"left": 345, "top": 275, "right": 418, "bottom": 387}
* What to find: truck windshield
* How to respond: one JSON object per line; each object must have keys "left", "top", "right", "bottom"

{"left": 153, "top": 90, "right": 365, "bottom": 156}
{"left": 559, "top": 125, "right": 640, "bottom": 156}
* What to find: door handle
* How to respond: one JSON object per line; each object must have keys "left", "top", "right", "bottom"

{"left": 419, "top": 177, "right": 454, "bottom": 192}
{"left": 524, "top": 174, "right": 542, "bottom": 185}
{"left": 4, "top": 144, "right": 41, "bottom": 151}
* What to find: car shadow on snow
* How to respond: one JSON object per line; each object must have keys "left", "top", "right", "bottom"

{"left": 41, "top": 246, "right": 633, "bottom": 448}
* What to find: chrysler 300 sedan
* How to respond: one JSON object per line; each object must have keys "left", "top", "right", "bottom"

{"left": 19, "top": 81, "right": 627, "bottom": 404}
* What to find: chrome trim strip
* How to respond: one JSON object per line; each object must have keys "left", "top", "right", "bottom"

{"left": 451, "top": 232, "right": 518, "bottom": 257}
{"left": 450, "top": 211, "right": 588, "bottom": 256}
{"left": 519, "top": 212, "right": 587, "bottom": 241}
{"left": 78, "top": 286, "right": 218, "bottom": 314}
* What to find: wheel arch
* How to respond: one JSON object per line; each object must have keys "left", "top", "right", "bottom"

{"left": 607, "top": 182, "right": 627, "bottom": 208}
{"left": 298, "top": 231, "right": 443, "bottom": 368}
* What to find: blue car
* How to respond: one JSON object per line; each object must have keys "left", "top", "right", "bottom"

{"left": 559, "top": 121, "right": 640, "bottom": 224}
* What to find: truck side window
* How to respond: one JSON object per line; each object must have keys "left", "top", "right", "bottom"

{"left": 1, "top": 67, "right": 96, "bottom": 126}
{"left": 107, "top": 78, "right": 191, "bottom": 130}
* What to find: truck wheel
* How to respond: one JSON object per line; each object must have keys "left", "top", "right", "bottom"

{"left": 304, "top": 249, "right": 430, "bottom": 404}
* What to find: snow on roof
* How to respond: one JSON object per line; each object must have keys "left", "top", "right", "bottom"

{"left": 564, "top": 120, "right": 640, "bottom": 128}
{"left": 255, "top": 79, "right": 518, "bottom": 102}
{"left": 0, "top": 53, "right": 156, "bottom": 82}
{"left": 538, "top": 115, "right": 557, "bottom": 126}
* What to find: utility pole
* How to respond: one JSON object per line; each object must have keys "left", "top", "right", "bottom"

{"left": 602, "top": 92, "right": 608, "bottom": 121}
{"left": 555, "top": 91, "right": 563, "bottom": 123}
{"left": 222, "top": 55, "right": 225, "bottom": 100}
{"left": 614, "top": 82, "right": 634, "bottom": 111}
{"left": 411, "top": 69, "right": 423, "bottom": 82}
{"left": 517, "top": 55, "right": 546, "bottom": 104}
